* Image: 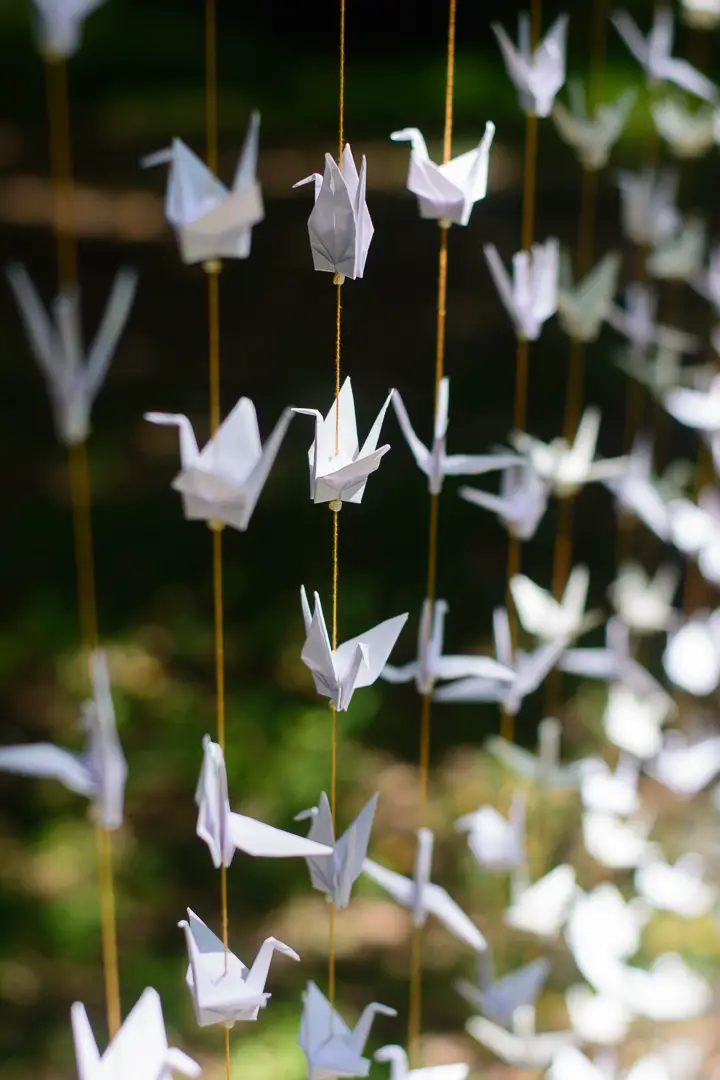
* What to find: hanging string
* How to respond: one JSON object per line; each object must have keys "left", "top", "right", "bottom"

{"left": 45, "top": 48, "right": 121, "bottom": 1039}
{"left": 407, "top": 0, "right": 456, "bottom": 1063}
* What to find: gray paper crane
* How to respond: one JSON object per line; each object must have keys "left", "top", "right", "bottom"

{"left": 487, "top": 717, "right": 583, "bottom": 790}
{"left": 559, "top": 617, "right": 665, "bottom": 695}
{"left": 459, "top": 462, "right": 550, "bottom": 541}
{"left": 294, "top": 791, "right": 378, "bottom": 909}
{"left": 456, "top": 949, "right": 550, "bottom": 1026}
{"left": 34, "top": 0, "right": 108, "bottom": 58}
{"left": 299, "top": 981, "right": 396, "bottom": 1080}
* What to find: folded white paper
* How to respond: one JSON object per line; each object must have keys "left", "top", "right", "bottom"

{"left": 578, "top": 755, "right": 640, "bottom": 816}
{"left": 492, "top": 13, "right": 569, "bottom": 118}
{"left": 505, "top": 864, "right": 577, "bottom": 938}
{"left": 612, "top": 8, "right": 718, "bottom": 101}
{"left": 663, "top": 611, "right": 720, "bottom": 695}
{"left": 616, "top": 169, "right": 681, "bottom": 248}
{"left": 635, "top": 848, "right": 717, "bottom": 918}
{"left": 389, "top": 124, "right": 495, "bottom": 225}
{"left": 648, "top": 216, "right": 706, "bottom": 282}
{"left": 486, "top": 716, "right": 582, "bottom": 789}
{"left": 455, "top": 790, "right": 525, "bottom": 872}
{"left": 557, "top": 251, "right": 621, "bottom": 343}
{"left": 467, "top": 1005, "right": 575, "bottom": 1068}
{"left": 582, "top": 809, "right": 654, "bottom": 870}
{"left": 564, "top": 987, "right": 633, "bottom": 1046}
{"left": 648, "top": 729, "right": 720, "bottom": 795}
{"left": 560, "top": 616, "right": 665, "bottom": 695}
{"left": 294, "top": 790, "right": 378, "bottom": 908}
{"left": 652, "top": 97, "right": 718, "bottom": 158}
{"left": 34, "top": 0, "right": 107, "bottom": 58}
{"left": 484, "top": 238, "right": 559, "bottom": 341}
{"left": 602, "top": 436, "right": 673, "bottom": 541}
{"left": 300, "top": 981, "right": 396, "bottom": 1080}
{"left": 608, "top": 282, "right": 699, "bottom": 354}
{"left": 294, "top": 145, "right": 373, "bottom": 280}
{"left": 682, "top": 0, "right": 720, "bottom": 27}
{"left": 375, "top": 1045, "right": 468, "bottom": 1080}
{"left": 456, "top": 950, "right": 549, "bottom": 1026}
{"left": 510, "top": 564, "right": 599, "bottom": 643}
{"left": 552, "top": 82, "right": 636, "bottom": 170}
{"left": 608, "top": 561, "right": 679, "bottom": 635}
{"left": 603, "top": 683, "right": 674, "bottom": 760}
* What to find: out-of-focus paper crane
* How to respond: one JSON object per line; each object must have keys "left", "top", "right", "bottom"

{"left": 195, "top": 735, "right": 333, "bottom": 866}
{"left": 667, "top": 489, "right": 720, "bottom": 585}
{"left": 663, "top": 611, "right": 720, "bottom": 695}
{"left": 648, "top": 217, "right": 707, "bottom": 282}
{"left": 33, "top": 0, "right": 108, "bottom": 58}
{"left": 582, "top": 809, "right": 654, "bottom": 869}
{"left": 486, "top": 717, "right": 583, "bottom": 790}
{"left": 620, "top": 954, "right": 712, "bottom": 1021}
{"left": 179, "top": 908, "right": 299, "bottom": 1026}
{"left": 0, "top": 650, "right": 126, "bottom": 830}
{"left": 552, "top": 82, "right": 636, "bottom": 170}
{"left": 454, "top": 790, "right": 526, "bottom": 871}
{"left": 484, "top": 239, "right": 559, "bottom": 341}
{"left": 565, "top": 884, "right": 649, "bottom": 993}
{"left": 455, "top": 948, "right": 549, "bottom": 1026}
{"left": 681, "top": 0, "right": 720, "bottom": 28}
{"left": 616, "top": 169, "right": 681, "bottom": 248}
{"left": 608, "top": 282, "right": 699, "bottom": 354}
{"left": 608, "top": 562, "right": 680, "bottom": 634}
{"left": 433, "top": 610, "right": 568, "bottom": 717}
{"left": 294, "top": 791, "right": 378, "bottom": 909}
{"left": 557, "top": 251, "right": 622, "bottom": 343}
{"left": 391, "top": 378, "right": 521, "bottom": 494}
{"left": 505, "top": 864, "right": 578, "bottom": 938}
{"left": 293, "top": 378, "right": 392, "bottom": 504}
{"left": 293, "top": 145, "right": 373, "bottom": 281}
{"left": 511, "top": 406, "right": 628, "bottom": 498}
{"left": 72, "top": 987, "right": 201, "bottom": 1080}
{"left": 635, "top": 848, "right": 717, "bottom": 917}
{"left": 381, "top": 598, "right": 513, "bottom": 695}
{"left": 375, "top": 1046, "right": 468, "bottom": 1080}
{"left": 603, "top": 435, "right": 676, "bottom": 541}
{"left": 300, "top": 587, "right": 407, "bottom": 712}
{"left": 459, "top": 461, "right": 550, "bottom": 541}
{"left": 141, "top": 117, "right": 263, "bottom": 264}
{"left": 6, "top": 263, "right": 137, "bottom": 445}
{"left": 603, "top": 683, "right": 674, "bottom": 760}
{"left": 300, "top": 982, "right": 396, "bottom": 1080}
{"left": 578, "top": 755, "right": 640, "bottom": 816}
{"left": 389, "top": 124, "right": 495, "bottom": 226}
{"left": 648, "top": 729, "right": 720, "bottom": 795}
{"left": 612, "top": 7, "right": 718, "bottom": 101}
{"left": 467, "top": 1004, "right": 575, "bottom": 1068}
{"left": 510, "top": 565, "right": 600, "bottom": 643}
{"left": 564, "top": 987, "right": 633, "bottom": 1046}
{"left": 492, "top": 13, "right": 569, "bottom": 118}
{"left": 363, "top": 827, "right": 487, "bottom": 952}
{"left": 664, "top": 372, "right": 720, "bottom": 433}
{"left": 559, "top": 616, "right": 665, "bottom": 696}
{"left": 652, "top": 98, "right": 719, "bottom": 158}
{"left": 144, "top": 398, "right": 293, "bottom": 531}
{"left": 616, "top": 346, "right": 707, "bottom": 401}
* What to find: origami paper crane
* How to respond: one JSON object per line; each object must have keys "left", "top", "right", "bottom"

{"left": 582, "top": 809, "right": 654, "bottom": 871}
{"left": 492, "top": 13, "right": 569, "bottom": 118}
{"left": 459, "top": 462, "right": 550, "bottom": 541}
{"left": 195, "top": 735, "right": 333, "bottom": 867}
{"left": 142, "top": 117, "right": 263, "bottom": 264}
{"left": 603, "top": 683, "right": 674, "bottom": 760}
{"left": 381, "top": 598, "right": 514, "bottom": 695}
{"left": 552, "top": 82, "right": 636, "bottom": 170}
{"left": 648, "top": 216, "right": 706, "bottom": 282}
{"left": 6, "top": 263, "right": 137, "bottom": 445}
{"left": 375, "top": 1046, "right": 468, "bottom": 1080}
{"left": 34, "top": 0, "right": 107, "bottom": 58}
{"left": 612, "top": 8, "right": 718, "bottom": 101}
{"left": 363, "top": 827, "right": 487, "bottom": 952}
{"left": 565, "top": 883, "right": 648, "bottom": 993}
{"left": 484, "top": 238, "right": 559, "bottom": 341}
{"left": 648, "top": 729, "right": 720, "bottom": 795}
{"left": 616, "top": 168, "right": 681, "bottom": 248}
{"left": 454, "top": 790, "right": 526, "bottom": 871}
{"left": 389, "top": 123, "right": 495, "bottom": 226}
{"left": 300, "top": 587, "right": 407, "bottom": 711}
{"left": 557, "top": 251, "right": 622, "bottom": 343}
{"left": 293, "top": 145, "right": 373, "bottom": 280}
{"left": 665, "top": 372, "right": 720, "bottom": 432}
{"left": 681, "top": 0, "right": 720, "bottom": 28}
{"left": 692, "top": 242, "right": 720, "bottom": 313}
{"left": 0, "top": 650, "right": 126, "bottom": 830}
{"left": 510, "top": 564, "right": 599, "bottom": 644}
{"left": 145, "top": 398, "right": 293, "bottom": 531}
{"left": 577, "top": 755, "right": 640, "bottom": 816}
{"left": 608, "top": 282, "right": 699, "bottom": 354}
{"left": 486, "top": 716, "right": 583, "bottom": 789}
{"left": 663, "top": 612, "right": 720, "bottom": 695}
{"left": 505, "top": 863, "right": 578, "bottom": 938}
{"left": 433, "top": 609, "right": 567, "bottom": 717}
{"left": 667, "top": 489, "right": 720, "bottom": 585}
{"left": 635, "top": 849, "right": 717, "bottom": 918}
{"left": 652, "top": 98, "right": 718, "bottom": 158}
{"left": 300, "top": 981, "right": 396, "bottom": 1080}
{"left": 293, "top": 378, "right": 392, "bottom": 504}
{"left": 564, "top": 988, "right": 632, "bottom": 1046}
{"left": 621, "top": 954, "right": 712, "bottom": 1021}
{"left": 179, "top": 908, "right": 299, "bottom": 1026}
{"left": 602, "top": 436, "right": 673, "bottom": 540}
{"left": 608, "top": 561, "right": 679, "bottom": 634}
{"left": 616, "top": 346, "right": 708, "bottom": 403}
{"left": 294, "top": 790, "right": 378, "bottom": 908}
{"left": 467, "top": 1004, "right": 575, "bottom": 1068}
{"left": 391, "top": 378, "right": 521, "bottom": 494}
{"left": 511, "top": 406, "right": 628, "bottom": 498}
{"left": 560, "top": 616, "right": 665, "bottom": 696}
{"left": 72, "top": 987, "right": 201, "bottom": 1080}
{"left": 456, "top": 949, "right": 550, "bottom": 1026}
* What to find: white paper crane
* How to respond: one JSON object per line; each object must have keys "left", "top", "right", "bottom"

{"left": 647, "top": 729, "right": 720, "bottom": 795}
{"left": 389, "top": 124, "right": 495, "bottom": 226}
{"left": 620, "top": 954, "right": 712, "bottom": 1021}
{"left": 648, "top": 217, "right": 706, "bottom": 282}
{"left": 578, "top": 756, "right": 640, "bottom": 816}
{"left": 484, "top": 238, "right": 559, "bottom": 341}
{"left": 141, "top": 117, "right": 263, "bottom": 264}
{"left": 71, "top": 987, "right": 200, "bottom": 1080}
{"left": 608, "top": 562, "right": 679, "bottom": 635}
{"left": 0, "top": 650, "right": 126, "bottom": 830}
{"left": 391, "top": 378, "right": 521, "bottom": 495}
{"left": 34, "top": 0, "right": 107, "bottom": 58}
{"left": 511, "top": 406, "right": 628, "bottom": 498}
{"left": 7, "top": 263, "right": 137, "bottom": 445}
{"left": 381, "top": 598, "right": 514, "bottom": 695}
{"left": 486, "top": 716, "right": 583, "bottom": 790}
{"left": 557, "top": 251, "right": 622, "bottom": 343}
{"left": 300, "top": 982, "right": 396, "bottom": 1080}
{"left": 179, "top": 908, "right": 299, "bottom": 1026}
{"left": 145, "top": 398, "right": 293, "bottom": 531}
{"left": 459, "top": 461, "right": 550, "bottom": 541}
{"left": 667, "top": 490, "right": 720, "bottom": 585}
{"left": 293, "top": 378, "right": 391, "bottom": 504}
{"left": 663, "top": 611, "right": 720, "bottom": 695}
{"left": 510, "top": 565, "right": 598, "bottom": 643}
{"left": 565, "top": 883, "right": 648, "bottom": 992}
{"left": 608, "top": 282, "right": 699, "bottom": 355}
{"left": 603, "top": 683, "right": 674, "bottom": 760}
{"left": 467, "top": 1005, "right": 575, "bottom": 1068}
{"left": 665, "top": 372, "right": 720, "bottom": 433}
{"left": 616, "top": 346, "right": 697, "bottom": 402}
{"left": 300, "top": 587, "right": 407, "bottom": 711}
{"left": 454, "top": 790, "right": 525, "bottom": 871}
{"left": 294, "top": 790, "right": 378, "bottom": 908}
{"left": 612, "top": 8, "right": 718, "bottom": 101}
{"left": 652, "top": 98, "right": 719, "bottom": 158}
{"left": 455, "top": 950, "right": 550, "bottom": 1026}
{"left": 363, "top": 827, "right": 487, "bottom": 952}
{"left": 692, "top": 242, "right": 720, "bottom": 314}
{"left": 682, "top": 0, "right": 720, "bottom": 28}
{"left": 582, "top": 809, "right": 654, "bottom": 870}
{"left": 492, "top": 13, "right": 569, "bottom": 118}
{"left": 505, "top": 864, "right": 577, "bottom": 938}
{"left": 635, "top": 848, "right": 717, "bottom": 918}
{"left": 195, "top": 735, "right": 333, "bottom": 867}
{"left": 293, "top": 145, "right": 373, "bottom": 281}
{"left": 375, "top": 1046, "right": 468, "bottom": 1080}
{"left": 433, "top": 609, "right": 567, "bottom": 717}
{"left": 616, "top": 169, "right": 681, "bottom": 248}
{"left": 603, "top": 436, "right": 678, "bottom": 541}
{"left": 564, "top": 987, "right": 633, "bottom": 1047}
{"left": 552, "top": 82, "right": 636, "bottom": 170}
{"left": 559, "top": 616, "right": 664, "bottom": 696}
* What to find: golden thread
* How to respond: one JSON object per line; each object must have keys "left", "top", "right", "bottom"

{"left": 205, "top": 0, "right": 218, "bottom": 174}
{"left": 212, "top": 528, "right": 226, "bottom": 751}
{"left": 407, "top": 926, "right": 423, "bottom": 1064}
{"left": 45, "top": 55, "right": 76, "bottom": 287}
{"left": 68, "top": 444, "right": 99, "bottom": 656}
{"left": 521, "top": 115, "right": 538, "bottom": 253}
{"left": 225, "top": 1027, "right": 231, "bottom": 1076}
{"left": 96, "top": 821, "right": 121, "bottom": 1037}
{"left": 208, "top": 267, "right": 222, "bottom": 436}
{"left": 338, "top": 0, "right": 345, "bottom": 161}
{"left": 328, "top": 900, "right": 337, "bottom": 1006}
{"left": 334, "top": 285, "right": 342, "bottom": 454}
{"left": 442, "top": 0, "right": 457, "bottom": 164}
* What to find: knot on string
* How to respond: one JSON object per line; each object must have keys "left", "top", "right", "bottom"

{"left": 333, "top": 273, "right": 345, "bottom": 286}
{"left": 208, "top": 519, "right": 225, "bottom": 532}
{"left": 328, "top": 499, "right": 343, "bottom": 513}
{"left": 203, "top": 258, "right": 223, "bottom": 275}
{"left": 438, "top": 218, "right": 452, "bottom": 230}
